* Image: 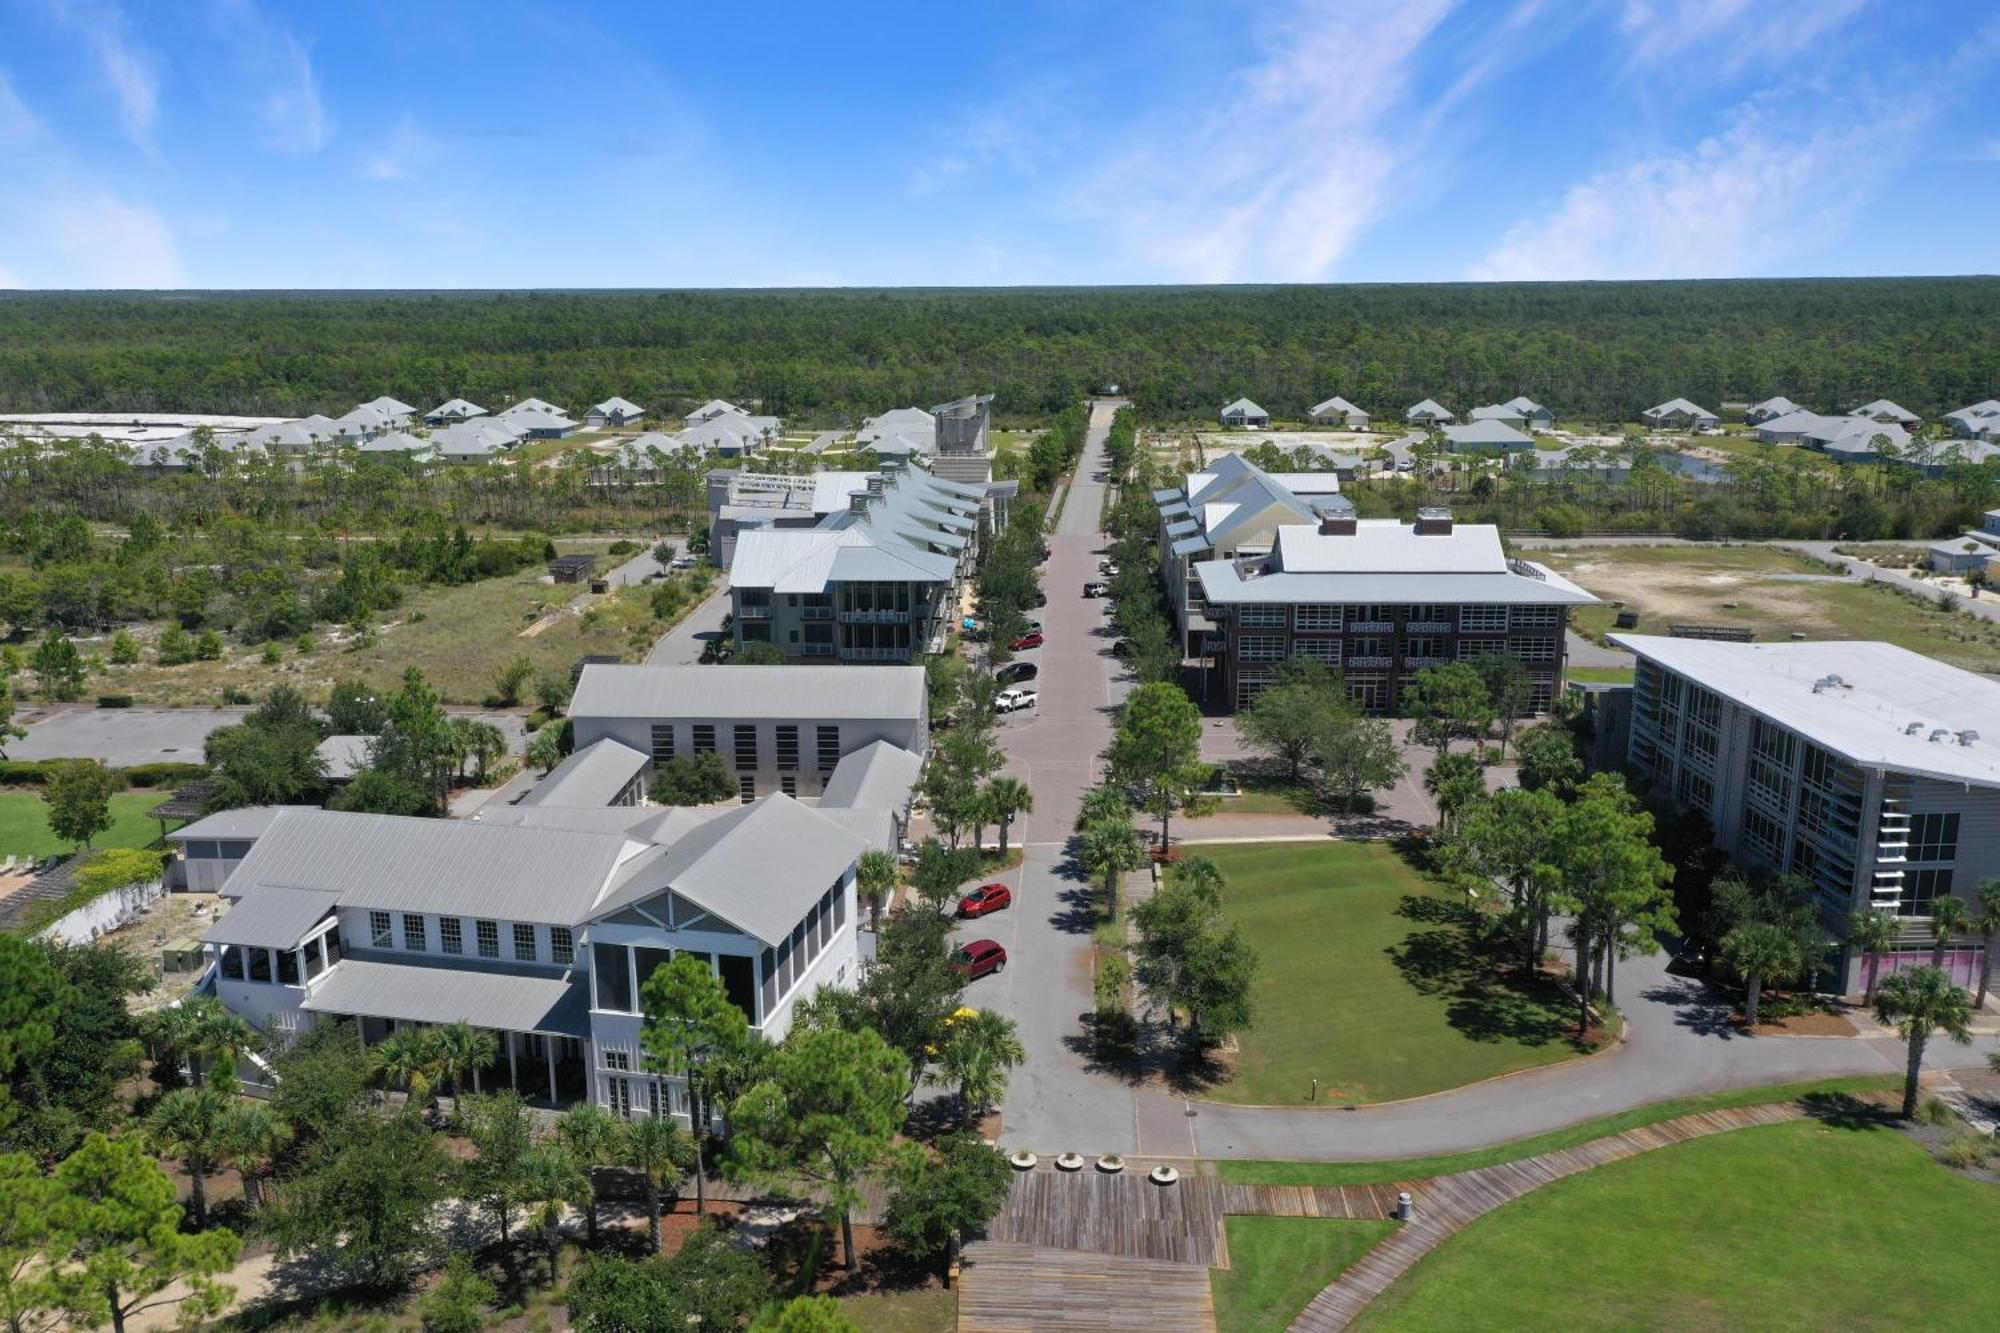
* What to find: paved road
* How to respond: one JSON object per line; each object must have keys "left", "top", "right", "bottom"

{"left": 10, "top": 705, "right": 527, "bottom": 766}
{"left": 645, "top": 572, "right": 733, "bottom": 665}
{"left": 1785, "top": 540, "right": 2000, "bottom": 624}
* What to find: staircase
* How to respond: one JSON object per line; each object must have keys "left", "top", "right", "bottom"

{"left": 1870, "top": 783, "right": 1911, "bottom": 912}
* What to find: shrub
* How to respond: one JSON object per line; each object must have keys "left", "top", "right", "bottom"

{"left": 1937, "top": 1133, "right": 1990, "bottom": 1171}
{"left": 108, "top": 630, "right": 142, "bottom": 665}
{"left": 421, "top": 1254, "right": 497, "bottom": 1333}
{"left": 607, "top": 539, "right": 639, "bottom": 556}
{"left": 220, "top": 686, "right": 253, "bottom": 705}
{"left": 76, "top": 847, "right": 167, "bottom": 895}
{"left": 95, "top": 694, "right": 133, "bottom": 709}
{"left": 194, "top": 629, "right": 225, "bottom": 661}
{"left": 1917, "top": 1095, "right": 1957, "bottom": 1127}
{"left": 261, "top": 643, "right": 283, "bottom": 666}
{"left": 0, "top": 759, "right": 62, "bottom": 785}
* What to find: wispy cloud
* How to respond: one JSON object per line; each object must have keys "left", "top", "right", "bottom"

{"left": 1617, "top": 0, "right": 1871, "bottom": 77}
{"left": 0, "top": 71, "right": 43, "bottom": 147}
{"left": 209, "top": 0, "right": 328, "bottom": 152}
{"left": 1093, "top": 0, "right": 1463, "bottom": 282}
{"left": 361, "top": 117, "right": 439, "bottom": 182}
{"left": 908, "top": 75, "right": 1075, "bottom": 196}
{"left": 40, "top": 0, "right": 160, "bottom": 149}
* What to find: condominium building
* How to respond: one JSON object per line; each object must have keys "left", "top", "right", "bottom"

{"left": 1192, "top": 507, "right": 1594, "bottom": 713}
{"left": 1617, "top": 634, "right": 1999, "bottom": 992}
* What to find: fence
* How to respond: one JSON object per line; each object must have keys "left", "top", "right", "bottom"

{"left": 35, "top": 878, "right": 167, "bottom": 945}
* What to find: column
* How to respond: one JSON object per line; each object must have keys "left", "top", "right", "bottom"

{"left": 546, "top": 1037, "right": 558, "bottom": 1104}
{"left": 506, "top": 1031, "right": 518, "bottom": 1090}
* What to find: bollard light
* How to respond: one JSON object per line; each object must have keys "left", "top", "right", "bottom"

{"left": 1396, "top": 1191, "right": 1414, "bottom": 1222}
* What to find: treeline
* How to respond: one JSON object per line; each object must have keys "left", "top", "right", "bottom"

{"left": 3, "top": 279, "right": 1997, "bottom": 424}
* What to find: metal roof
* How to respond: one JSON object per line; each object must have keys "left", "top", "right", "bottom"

{"left": 1310, "top": 395, "right": 1365, "bottom": 418}
{"left": 168, "top": 804, "right": 318, "bottom": 843}
{"left": 1274, "top": 520, "right": 1508, "bottom": 573}
{"left": 302, "top": 956, "right": 591, "bottom": 1036}
{"left": 1641, "top": 398, "right": 1717, "bottom": 421}
{"left": 1442, "top": 420, "right": 1535, "bottom": 448}
{"left": 316, "top": 735, "right": 371, "bottom": 781}
{"left": 819, "top": 740, "right": 924, "bottom": 812}
{"left": 203, "top": 885, "right": 340, "bottom": 948}
{"left": 1406, "top": 398, "right": 1454, "bottom": 420}
{"left": 519, "top": 739, "right": 649, "bottom": 808}
{"left": 571, "top": 663, "right": 927, "bottom": 721}
{"left": 591, "top": 396, "right": 645, "bottom": 417}
{"left": 1612, "top": 634, "right": 2000, "bottom": 790}
{"left": 357, "top": 430, "right": 431, "bottom": 453}
{"left": 1220, "top": 397, "right": 1266, "bottom": 417}
{"left": 427, "top": 398, "right": 486, "bottom": 418}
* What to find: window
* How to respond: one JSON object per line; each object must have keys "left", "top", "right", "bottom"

{"left": 604, "top": 1050, "right": 630, "bottom": 1071}
{"left": 1676, "top": 766, "right": 1713, "bottom": 814}
{"left": 1294, "top": 605, "right": 1340, "bottom": 632}
{"left": 512, "top": 923, "right": 537, "bottom": 962}
{"left": 1742, "top": 807, "right": 1783, "bottom": 866}
{"left": 780, "top": 774, "right": 797, "bottom": 797}
{"left": 1511, "top": 605, "right": 1561, "bottom": 628}
{"left": 476, "top": 920, "right": 500, "bottom": 958}
{"left": 1347, "top": 675, "right": 1390, "bottom": 711}
{"left": 649, "top": 724, "right": 675, "bottom": 765}
{"left": 1407, "top": 604, "right": 1454, "bottom": 627}
{"left": 1460, "top": 605, "right": 1508, "bottom": 632}
{"left": 738, "top": 775, "right": 756, "bottom": 804}
{"left": 1347, "top": 605, "right": 1391, "bottom": 626}
{"left": 401, "top": 914, "right": 427, "bottom": 951}
{"left": 1348, "top": 637, "right": 1390, "bottom": 660}
{"left": 734, "top": 724, "right": 758, "bottom": 769}
{"left": 647, "top": 1079, "right": 669, "bottom": 1119}
{"left": 1508, "top": 636, "right": 1558, "bottom": 663}
{"left": 324, "top": 925, "right": 342, "bottom": 966}
{"left": 635, "top": 947, "right": 673, "bottom": 997}
{"left": 1239, "top": 634, "right": 1285, "bottom": 663}
{"left": 369, "top": 910, "right": 392, "bottom": 949}
{"left": 1292, "top": 639, "right": 1341, "bottom": 665}
{"left": 1405, "top": 636, "right": 1448, "bottom": 660}
{"left": 691, "top": 724, "right": 716, "bottom": 755}
{"left": 276, "top": 949, "right": 300, "bottom": 985}
{"left": 817, "top": 725, "right": 842, "bottom": 771}
{"left": 248, "top": 947, "right": 272, "bottom": 982}
{"left": 439, "top": 918, "right": 463, "bottom": 955}
{"left": 1240, "top": 604, "right": 1285, "bottom": 627}
{"left": 594, "top": 942, "right": 633, "bottom": 1011}
{"left": 550, "top": 927, "right": 574, "bottom": 965}
{"left": 775, "top": 724, "right": 799, "bottom": 771}
{"left": 1908, "top": 813, "right": 1960, "bottom": 863}
{"left": 219, "top": 945, "right": 244, "bottom": 980}
{"left": 1900, "top": 868, "right": 1954, "bottom": 917}
{"left": 607, "top": 1075, "right": 631, "bottom": 1119}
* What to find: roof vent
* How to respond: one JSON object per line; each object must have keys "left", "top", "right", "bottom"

{"left": 1959, "top": 729, "right": 1980, "bottom": 746}
{"left": 1414, "top": 506, "right": 1454, "bottom": 536}
{"left": 848, "top": 491, "right": 872, "bottom": 517}
{"left": 1904, "top": 721, "right": 1924, "bottom": 735}
{"left": 1929, "top": 728, "right": 1950, "bottom": 743}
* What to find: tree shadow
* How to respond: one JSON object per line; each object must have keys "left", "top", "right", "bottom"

{"left": 1159, "top": 1041, "right": 1230, "bottom": 1096}
{"left": 1639, "top": 978, "right": 1743, "bottom": 1040}
{"left": 904, "top": 1090, "right": 974, "bottom": 1142}
{"left": 1800, "top": 1090, "right": 1898, "bottom": 1131}
{"left": 1386, "top": 895, "right": 1588, "bottom": 1053}
{"left": 1060, "top": 1014, "right": 1150, "bottom": 1086}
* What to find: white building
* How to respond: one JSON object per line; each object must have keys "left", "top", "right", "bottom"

{"left": 587, "top": 397, "right": 647, "bottom": 428}
{"left": 427, "top": 398, "right": 487, "bottom": 426}
{"left": 1219, "top": 398, "right": 1270, "bottom": 429}
{"left": 1746, "top": 396, "right": 1803, "bottom": 424}
{"left": 1640, "top": 398, "right": 1720, "bottom": 430}
{"left": 1308, "top": 396, "right": 1370, "bottom": 429}
{"left": 1405, "top": 398, "right": 1455, "bottom": 426}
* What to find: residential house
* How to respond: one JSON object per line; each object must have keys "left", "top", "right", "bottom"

{"left": 358, "top": 397, "right": 418, "bottom": 428}
{"left": 1614, "top": 634, "right": 2000, "bottom": 993}
{"left": 1405, "top": 399, "right": 1455, "bottom": 426}
{"left": 1309, "top": 396, "right": 1371, "bottom": 429}
{"left": 331, "top": 404, "right": 397, "bottom": 442}
{"left": 685, "top": 398, "right": 746, "bottom": 424}
{"left": 1944, "top": 400, "right": 2000, "bottom": 441}
{"left": 356, "top": 430, "right": 435, "bottom": 462}
{"left": 1746, "top": 396, "right": 1803, "bottom": 424}
{"left": 315, "top": 736, "right": 370, "bottom": 786}
{"left": 1468, "top": 403, "right": 1528, "bottom": 428}
{"left": 1193, "top": 507, "right": 1594, "bottom": 713}
{"left": 568, "top": 662, "right": 929, "bottom": 803}
{"left": 246, "top": 421, "right": 324, "bottom": 457}
{"left": 1849, "top": 399, "right": 1920, "bottom": 427}
{"left": 1504, "top": 396, "right": 1556, "bottom": 429}
{"left": 1802, "top": 416, "right": 1914, "bottom": 463}
{"left": 1753, "top": 409, "right": 1831, "bottom": 444}
{"left": 1640, "top": 398, "right": 1721, "bottom": 430}
{"left": 685, "top": 410, "right": 781, "bottom": 458}
{"left": 201, "top": 800, "right": 869, "bottom": 1118}
{"left": 587, "top": 397, "right": 647, "bottom": 428}
{"left": 1219, "top": 398, "right": 1270, "bottom": 429}
{"left": 1442, "top": 420, "right": 1536, "bottom": 452}
{"left": 504, "top": 407, "right": 576, "bottom": 440}
{"left": 426, "top": 398, "right": 487, "bottom": 426}
{"left": 433, "top": 418, "right": 525, "bottom": 464}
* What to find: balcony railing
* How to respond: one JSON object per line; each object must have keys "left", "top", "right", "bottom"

{"left": 1407, "top": 621, "right": 1453, "bottom": 634}
{"left": 1403, "top": 656, "right": 1451, "bottom": 670}
{"left": 737, "top": 604, "right": 772, "bottom": 620}
{"left": 840, "top": 646, "right": 911, "bottom": 662}
{"left": 839, "top": 609, "right": 911, "bottom": 624}
{"left": 801, "top": 606, "right": 834, "bottom": 621}
{"left": 1347, "top": 654, "right": 1393, "bottom": 668}
{"left": 1348, "top": 620, "right": 1393, "bottom": 633}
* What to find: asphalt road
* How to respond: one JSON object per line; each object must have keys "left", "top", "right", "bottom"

{"left": 9, "top": 705, "right": 528, "bottom": 766}
{"left": 645, "top": 572, "right": 733, "bottom": 665}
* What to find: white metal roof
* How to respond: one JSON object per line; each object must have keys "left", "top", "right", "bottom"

{"left": 1274, "top": 519, "right": 1508, "bottom": 573}
{"left": 303, "top": 958, "right": 591, "bottom": 1036}
{"left": 1613, "top": 634, "right": 2000, "bottom": 789}
{"left": 1405, "top": 398, "right": 1455, "bottom": 421}
{"left": 571, "top": 663, "right": 927, "bottom": 722}
{"left": 519, "top": 739, "right": 649, "bottom": 808}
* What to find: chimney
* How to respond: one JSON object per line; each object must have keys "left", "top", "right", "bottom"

{"left": 848, "top": 491, "right": 872, "bottom": 517}
{"left": 1414, "top": 506, "right": 1454, "bottom": 536}
{"left": 1319, "top": 513, "right": 1357, "bottom": 536}
{"left": 867, "top": 476, "right": 886, "bottom": 497}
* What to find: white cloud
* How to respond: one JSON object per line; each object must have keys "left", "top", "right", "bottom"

{"left": 0, "top": 265, "right": 20, "bottom": 289}
{"left": 1091, "top": 0, "right": 1463, "bottom": 282}
{"left": 40, "top": 0, "right": 160, "bottom": 148}
{"left": 209, "top": 0, "right": 328, "bottom": 152}
{"left": 1618, "top": 0, "right": 1870, "bottom": 77}
{"left": 361, "top": 117, "right": 438, "bottom": 182}
{"left": 0, "top": 72, "right": 44, "bottom": 146}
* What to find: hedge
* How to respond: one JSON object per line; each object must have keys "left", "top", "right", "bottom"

{"left": 0, "top": 760, "right": 208, "bottom": 787}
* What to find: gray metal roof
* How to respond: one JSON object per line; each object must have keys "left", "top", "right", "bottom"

{"left": 203, "top": 885, "right": 340, "bottom": 948}
{"left": 819, "top": 740, "right": 924, "bottom": 812}
{"left": 316, "top": 735, "right": 371, "bottom": 781}
{"left": 1195, "top": 558, "right": 1596, "bottom": 607}
{"left": 571, "top": 663, "right": 926, "bottom": 722}
{"left": 302, "top": 956, "right": 591, "bottom": 1036}
{"left": 168, "top": 804, "right": 318, "bottom": 843}
{"left": 519, "top": 739, "right": 649, "bottom": 808}
{"left": 474, "top": 805, "right": 665, "bottom": 836}
{"left": 1443, "top": 420, "right": 1535, "bottom": 449}
{"left": 1220, "top": 397, "right": 1266, "bottom": 417}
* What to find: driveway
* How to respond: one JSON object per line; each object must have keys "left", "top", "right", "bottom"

{"left": 645, "top": 571, "right": 733, "bottom": 665}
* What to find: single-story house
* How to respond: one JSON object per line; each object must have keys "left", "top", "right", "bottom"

{"left": 1405, "top": 398, "right": 1455, "bottom": 426}
{"left": 1849, "top": 399, "right": 1919, "bottom": 426}
{"left": 548, "top": 554, "right": 599, "bottom": 584}
{"left": 1503, "top": 396, "right": 1555, "bottom": 428}
{"left": 1308, "top": 396, "right": 1370, "bottom": 429}
{"left": 1441, "top": 420, "right": 1536, "bottom": 452}
{"left": 586, "top": 397, "right": 646, "bottom": 428}
{"left": 358, "top": 397, "right": 418, "bottom": 428}
{"left": 1219, "top": 398, "right": 1270, "bottom": 429}
{"left": 426, "top": 398, "right": 487, "bottom": 426}
{"left": 331, "top": 405, "right": 396, "bottom": 442}
{"left": 1752, "top": 409, "right": 1828, "bottom": 444}
{"left": 1746, "top": 396, "right": 1803, "bottom": 424}
{"left": 433, "top": 419, "right": 524, "bottom": 464}
{"left": 505, "top": 407, "right": 576, "bottom": 440}
{"left": 1469, "top": 403, "right": 1528, "bottom": 427}
{"left": 1804, "top": 416, "right": 1913, "bottom": 462}
{"left": 1944, "top": 400, "right": 2000, "bottom": 440}
{"left": 246, "top": 421, "right": 322, "bottom": 456}
{"left": 685, "top": 399, "right": 746, "bottom": 424}
{"left": 1640, "top": 398, "right": 1721, "bottom": 430}
{"left": 356, "top": 430, "right": 434, "bottom": 460}
{"left": 1927, "top": 533, "right": 2000, "bottom": 576}
{"left": 316, "top": 735, "right": 371, "bottom": 784}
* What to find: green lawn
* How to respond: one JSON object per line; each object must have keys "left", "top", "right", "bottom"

{"left": 1360, "top": 1120, "right": 2000, "bottom": 1331}
{"left": 1201, "top": 842, "right": 1590, "bottom": 1106}
{"left": 1213, "top": 1075, "right": 1898, "bottom": 1186}
{"left": 1566, "top": 665, "right": 1635, "bottom": 685}
{"left": 1211, "top": 1216, "right": 1396, "bottom": 1331}
{"left": 0, "top": 790, "right": 175, "bottom": 859}
{"left": 838, "top": 1288, "right": 954, "bottom": 1332}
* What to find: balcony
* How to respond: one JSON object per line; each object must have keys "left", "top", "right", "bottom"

{"left": 1407, "top": 621, "right": 1453, "bottom": 634}
{"left": 1403, "top": 656, "right": 1450, "bottom": 670}
{"left": 736, "top": 604, "right": 772, "bottom": 620}
{"left": 1347, "top": 655, "right": 1393, "bottom": 669}
{"left": 839, "top": 608, "right": 911, "bottom": 624}
{"left": 840, "top": 646, "right": 911, "bottom": 662}
{"left": 801, "top": 606, "right": 834, "bottom": 621}
{"left": 1348, "top": 620, "right": 1393, "bottom": 634}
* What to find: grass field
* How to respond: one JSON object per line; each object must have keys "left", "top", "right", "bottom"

{"left": 1211, "top": 1216, "right": 1396, "bottom": 1331}
{"left": 1359, "top": 1120, "right": 2000, "bottom": 1331}
{"left": 1212, "top": 1075, "right": 1899, "bottom": 1185}
{"left": 836, "top": 1288, "right": 954, "bottom": 1331}
{"left": 1541, "top": 543, "right": 2000, "bottom": 673}
{"left": 0, "top": 790, "right": 175, "bottom": 858}
{"left": 1199, "top": 842, "right": 1591, "bottom": 1106}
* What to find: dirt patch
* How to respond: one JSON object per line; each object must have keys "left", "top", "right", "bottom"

{"left": 1744, "top": 1011, "right": 1859, "bottom": 1037}
{"left": 658, "top": 1198, "right": 747, "bottom": 1255}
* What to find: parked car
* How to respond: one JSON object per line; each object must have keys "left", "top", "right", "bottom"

{"left": 995, "top": 688, "right": 1039, "bottom": 712}
{"left": 669, "top": 555, "right": 698, "bottom": 571}
{"left": 1030, "top": 589, "right": 1048, "bottom": 609}
{"left": 1098, "top": 559, "right": 1119, "bottom": 576}
{"left": 1083, "top": 581, "right": 1109, "bottom": 598}
{"left": 950, "top": 939, "right": 1008, "bottom": 980}
{"left": 1011, "top": 631, "right": 1044, "bottom": 650}
{"left": 996, "top": 661, "right": 1038, "bottom": 685}
{"left": 958, "top": 883, "right": 1013, "bottom": 918}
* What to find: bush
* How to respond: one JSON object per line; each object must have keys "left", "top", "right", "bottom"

{"left": 421, "top": 1254, "right": 497, "bottom": 1333}
{"left": 156, "top": 626, "right": 196, "bottom": 666}
{"left": 0, "top": 759, "right": 63, "bottom": 785}
{"left": 95, "top": 694, "right": 133, "bottom": 709}
{"left": 220, "top": 686, "right": 253, "bottom": 705}
{"left": 108, "top": 630, "right": 142, "bottom": 665}
{"left": 607, "top": 539, "right": 639, "bottom": 556}
{"left": 76, "top": 847, "right": 167, "bottom": 895}
{"left": 1937, "top": 1133, "right": 1990, "bottom": 1171}
{"left": 1918, "top": 1095, "right": 1957, "bottom": 1127}
{"left": 260, "top": 643, "right": 283, "bottom": 666}
{"left": 118, "top": 761, "right": 209, "bottom": 787}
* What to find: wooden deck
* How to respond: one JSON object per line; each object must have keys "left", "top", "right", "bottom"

{"left": 1288, "top": 1101, "right": 1809, "bottom": 1330}
{"left": 989, "top": 1171, "right": 1231, "bottom": 1267}
{"left": 957, "top": 1242, "right": 1218, "bottom": 1332}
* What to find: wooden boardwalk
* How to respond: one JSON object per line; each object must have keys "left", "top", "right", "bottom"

{"left": 1288, "top": 1101, "right": 1808, "bottom": 1330}
{"left": 957, "top": 1242, "right": 1218, "bottom": 1332}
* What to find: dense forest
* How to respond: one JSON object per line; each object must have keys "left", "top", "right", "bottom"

{"left": 2, "top": 279, "right": 1996, "bottom": 424}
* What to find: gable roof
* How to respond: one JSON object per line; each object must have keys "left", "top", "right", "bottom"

{"left": 1849, "top": 399, "right": 1918, "bottom": 423}
{"left": 427, "top": 398, "right": 486, "bottom": 419}
{"left": 591, "top": 396, "right": 645, "bottom": 418}
{"left": 1309, "top": 395, "right": 1366, "bottom": 418}
{"left": 519, "top": 739, "right": 649, "bottom": 808}
{"left": 819, "top": 740, "right": 924, "bottom": 811}
{"left": 686, "top": 398, "right": 744, "bottom": 423}
{"left": 362, "top": 396, "right": 417, "bottom": 417}
{"left": 356, "top": 430, "right": 432, "bottom": 454}
{"left": 498, "top": 397, "right": 569, "bottom": 420}
{"left": 1504, "top": 396, "right": 1550, "bottom": 416}
{"left": 1220, "top": 397, "right": 1267, "bottom": 417}
{"left": 571, "top": 663, "right": 927, "bottom": 722}
{"left": 1406, "top": 398, "right": 1454, "bottom": 421}
{"left": 1442, "top": 419, "right": 1535, "bottom": 448}
{"left": 315, "top": 734, "right": 371, "bottom": 780}
{"left": 1469, "top": 404, "right": 1526, "bottom": 422}
{"left": 1641, "top": 398, "right": 1719, "bottom": 422}
{"left": 1749, "top": 396, "right": 1801, "bottom": 417}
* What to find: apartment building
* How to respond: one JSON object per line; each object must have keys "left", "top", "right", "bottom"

{"left": 1616, "top": 634, "right": 1998, "bottom": 993}
{"left": 568, "top": 662, "right": 929, "bottom": 803}
{"left": 1192, "top": 507, "right": 1594, "bottom": 713}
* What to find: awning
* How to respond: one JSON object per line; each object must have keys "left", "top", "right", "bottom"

{"left": 301, "top": 958, "right": 591, "bottom": 1036}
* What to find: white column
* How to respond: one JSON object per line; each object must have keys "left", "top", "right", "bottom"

{"left": 546, "top": 1037, "right": 558, "bottom": 1104}
{"left": 506, "top": 1031, "right": 518, "bottom": 1089}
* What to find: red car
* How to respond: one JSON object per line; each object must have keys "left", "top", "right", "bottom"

{"left": 951, "top": 939, "right": 1008, "bottom": 980}
{"left": 959, "top": 882, "right": 1013, "bottom": 918}
{"left": 1012, "top": 631, "right": 1045, "bottom": 650}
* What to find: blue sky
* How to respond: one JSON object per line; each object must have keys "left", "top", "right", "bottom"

{"left": 1, "top": 0, "right": 1996, "bottom": 288}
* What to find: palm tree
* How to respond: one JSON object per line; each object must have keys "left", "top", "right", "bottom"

{"left": 554, "top": 1104, "right": 620, "bottom": 1246}
{"left": 215, "top": 1099, "right": 291, "bottom": 1213}
{"left": 1874, "top": 965, "right": 1976, "bottom": 1118}
{"left": 1927, "top": 894, "right": 1970, "bottom": 967}
{"left": 1847, "top": 908, "right": 1901, "bottom": 1005}
{"left": 1078, "top": 817, "right": 1144, "bottom": 922}
{"left": 1075, "top": 784, "right": 1130, "bottom": 832}
{"left": 463, "top": 721, "right": 507, "bottom": 783}
{"left": 1721, "top": 921, "right": 1798, "bottom": 1029}
{"left": 1972, "top": 880, "right": 2000, "bottom": 1009}
{"left": 933, "top": 1009, "right": 1026, "bottom": 1128}
{"left": 619, "top": 1115, "right": 695, "bottom": 1253}
{"left": 149, "top": 996, "right": 259, "bottom": 1091}
{"left": 516, "top": 1143, "right": 591, "bottom": 1283}
{"left": 147, "top": 1086, "right": 232, "bottom": 1228}
{"left": 985, "top": 778, "right": 1033, "bottom": 859}
{"left": 427, "top": 1022, "right": 499, "bottom": 1109}
{"left": 372, "top": 1028, "right": 439, "bottom": 1108}
{"left": 855, "top": 849, "right": 899, "bottom": 932}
